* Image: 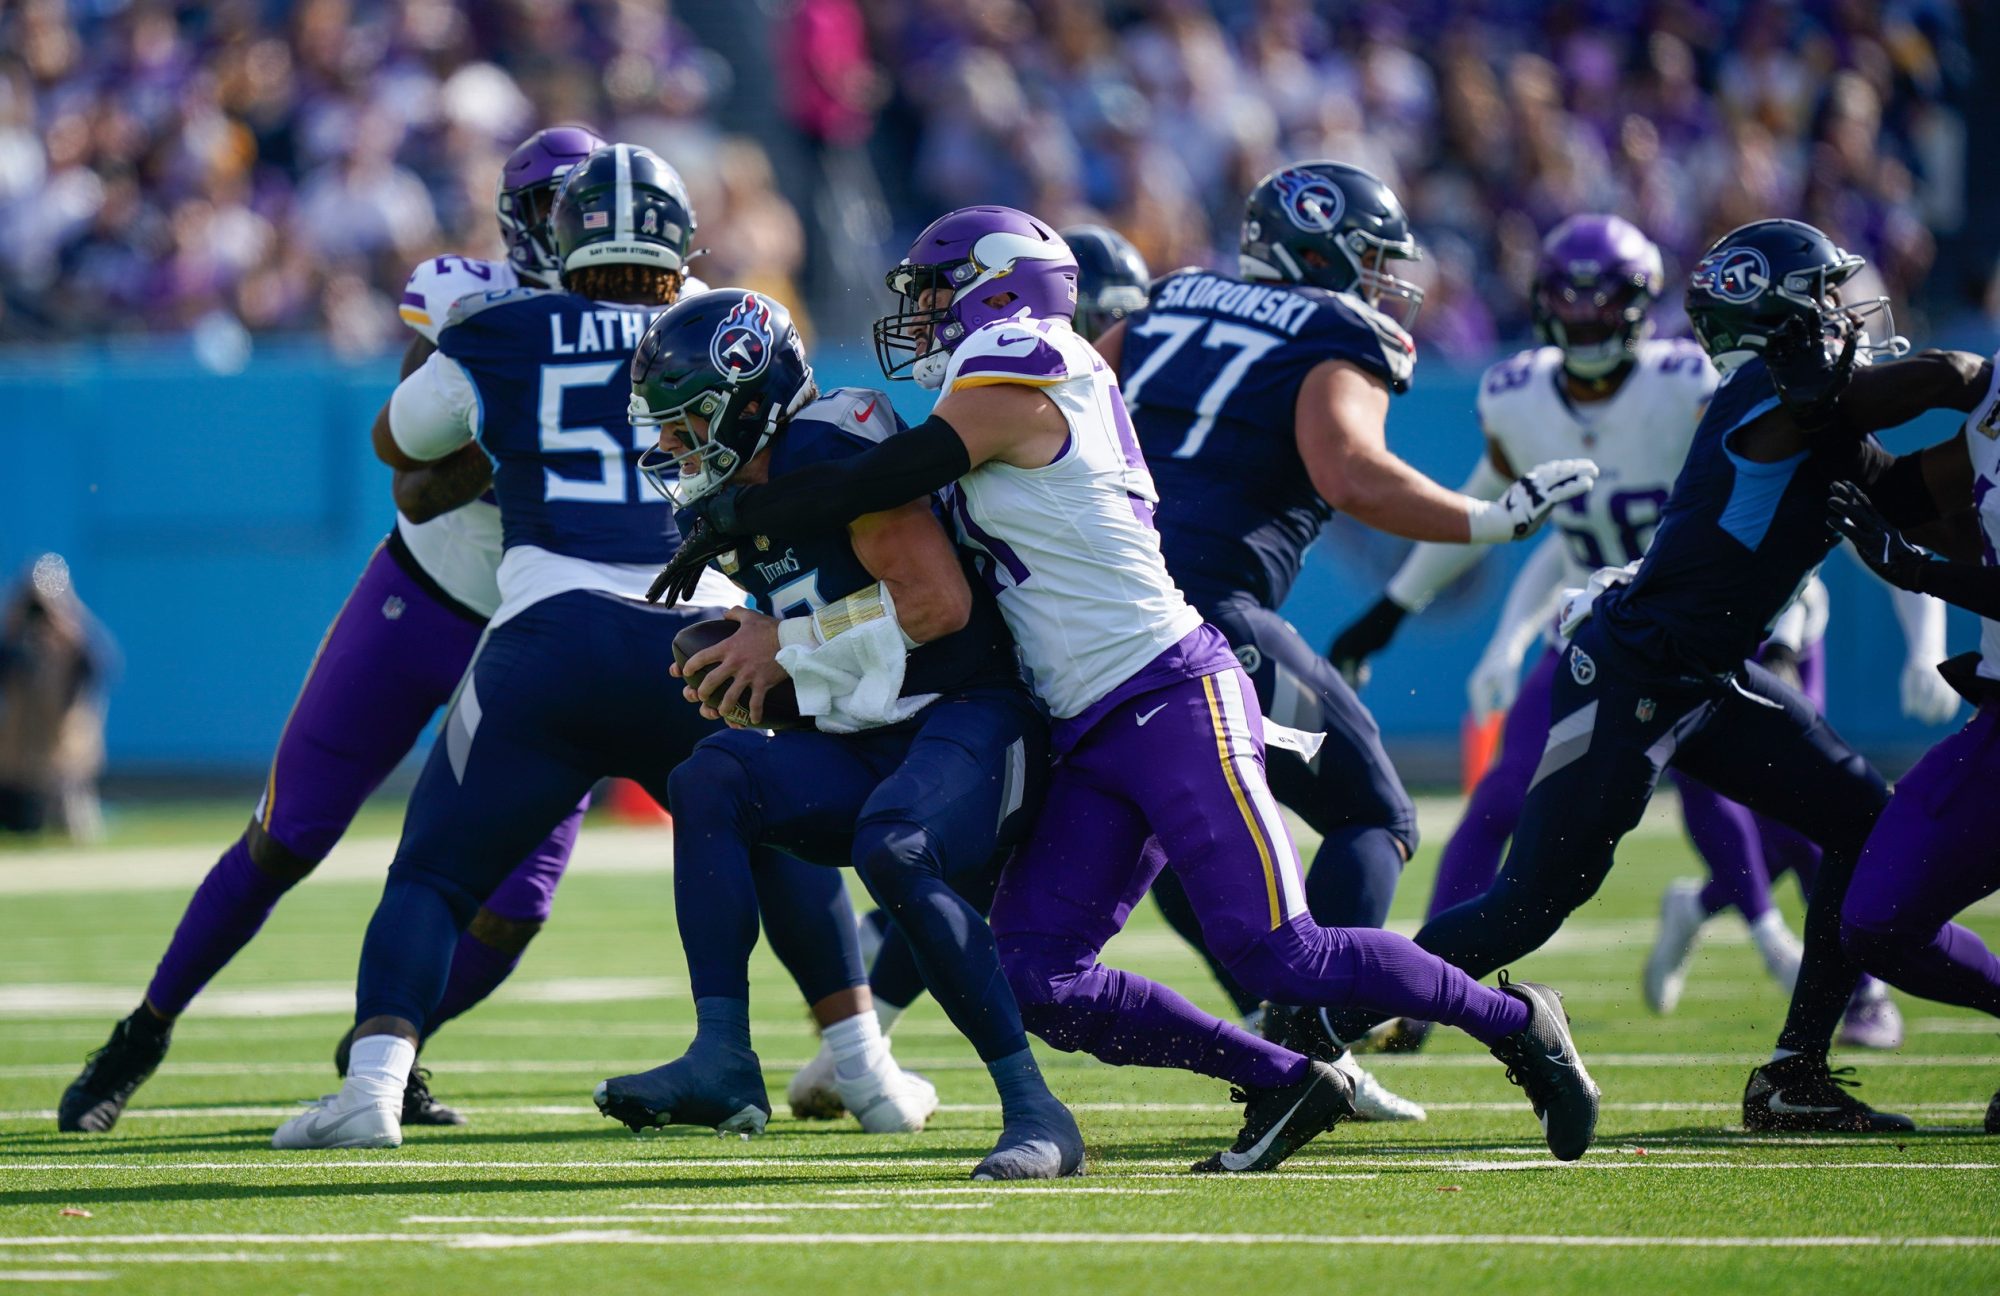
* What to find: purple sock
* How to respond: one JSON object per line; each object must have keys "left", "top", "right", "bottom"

{"left": 1239, "top": 920, "right": 1531, "bottom": 1046}
{"left": 1014, "top": 955, "right": 1308, "bottom": 1090}
{"left": 144, "top": 836, "right": 296, "bottom": 1017}
{"left": 426, "top": 930, "right": 522, "bottom": 1035}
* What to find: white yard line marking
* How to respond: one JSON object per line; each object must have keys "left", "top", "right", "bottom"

{"left": 4, "top": 1053, "right": 1997, "bottom": 1081}
{"left": 0, "top": 1100, "right": 1986, "bottom": 1124}
{"left": 0, "top": 1273, "right": 111, "bottom": 1283}
{"left": 2, "top": 1158, "right": 1992, "bottom": 1175}
{"left": 0, "top": 1254, "right": 343, "bottom": 1265}
{"left": 0, "top": 978, "right": 685, "bottom": 1020}
{"left": 5, "top": 1231, "right": 1999, "bottom": 1251}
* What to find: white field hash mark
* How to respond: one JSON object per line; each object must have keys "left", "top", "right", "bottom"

{"left": 3, "top": 1232, "right": 2000, "bottom": 1251}
{"left": 3, "top": 1160, "right": 1995, "bottom": 1174}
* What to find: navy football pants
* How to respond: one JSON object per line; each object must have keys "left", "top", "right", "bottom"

{"left": 1329, "top": 615, "right": 1888, "bottom": 1055}
{"left": 355, "top": 591, "right": 861, "bottom": 1031}
{"left": 668, "top": 687, "right": 1045, "bottom": 1062}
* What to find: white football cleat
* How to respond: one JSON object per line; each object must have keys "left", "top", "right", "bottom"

{"left": 836, "top": 1059, "right": 938, "bottom": 1134}
{"left": 1330, "top": 1050, "right": 1426, "bottom": 1123}
{"left": 1750, "top": 911, "right": 1804, "bottom": 993}
{"left": 786, "top": 1041, "right": 846, "bottom": 1121}
{"left": 1643, "top": 878, "right": 1708, "bottom": 1015}
{"left": 272, "top": 1089, "right": 401, "bottom": 1150}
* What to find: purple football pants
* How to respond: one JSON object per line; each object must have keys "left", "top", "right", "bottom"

{"left": 990, "top": 626, "right": 1527, "bottom": 1092}
{"left": 1429, "top": 640, "right": 1827, "bottom": 925}
{"left": 1841, "top": 705, "right": 2000, "bottom": 1016}
{"left": 144, "top": 540, "right": 583, "bottom": 1020}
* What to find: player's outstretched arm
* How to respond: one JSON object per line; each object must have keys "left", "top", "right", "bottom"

{"left": 1831, "top": 480, "right": 2000, "bottom": 620}
{"left": 1822, "top": 350, "right": 1993, "bottom": 440}
{"left": 1298, "top": 360, "right": 1595, "bottom": 545}
{"left": 847, "top": 500, "right": 973, "bottom": 644}
{"left": 1328, "top": 447, "right": 1515, "bottom": 682}
{"left": 392, "top": 445, "right": 494, "bottom": 524}
{"left": 690, "top": 383, "right": 1066, "bottom": 540}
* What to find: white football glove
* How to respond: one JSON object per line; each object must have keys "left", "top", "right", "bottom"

{"left": 1466, "top": 650, "right": 1521, "bottom": 721}
{"left": 1900, "top": 656, "right": 1960, "bottom": 725}
{"left": 1467, "top": 458, "right": 1599, "bottom": 543}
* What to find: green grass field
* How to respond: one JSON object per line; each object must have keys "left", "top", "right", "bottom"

{"left": 2, "top": 796, "right": 1996, "bottom": 1294}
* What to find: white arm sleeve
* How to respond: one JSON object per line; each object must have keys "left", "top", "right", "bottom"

{"left": 1384, "top": 454, "right": 1511, "bottom": 611}
{"left": 388, "top": 352, "right": 481, "bottom": 462}
{"left": 1482, "top": 534, "right": 1569, "bottom": 667}
{"left": 1890, "top": 583, "right": 1947, "bottom": 664}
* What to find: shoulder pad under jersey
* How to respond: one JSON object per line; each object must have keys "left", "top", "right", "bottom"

{"left": 399, "top": 255, "right": 515, "bottom": 343}
{"left": 1476, "top": 347, "right": 1555, "bottom": 424}
{"left": 439, "top": 285, "right": 553, "bottom": 332}
{"left": 945, "top": 318, "right": 1089, "bottom": 392}
{"left": 1316, "top": 291, "right": 1417, "bottom": 395}
{"left": 804, "top": 387, "right": 903, "bottom": 444}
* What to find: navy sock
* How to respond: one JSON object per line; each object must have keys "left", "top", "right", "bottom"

{"left": 987, "top": 1046, "right": 1056, "bottom": 1116}
{"left": 356, "top": 874, "right": 467, "bottom": 1030}
{"left": 1304, "top": 826, "right": 1406, "bottom": 929}
{"left": 692, "top": 996, "right": 755, "bottom": 1056}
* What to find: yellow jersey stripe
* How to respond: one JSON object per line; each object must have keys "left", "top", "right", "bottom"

{"left": 1201, "top": 674, "right": 1282, "bottom": 929}
{"left": 950, "top": 373, "right": 1065, "bottom": 391}
{"left": 399, "top": 307, "right": 432, "bottom": 326}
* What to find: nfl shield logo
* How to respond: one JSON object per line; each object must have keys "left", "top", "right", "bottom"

{"left": 1636, "top": 698, "right": 1656, "bottom": 722}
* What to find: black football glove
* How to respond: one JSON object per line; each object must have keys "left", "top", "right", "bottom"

{"left": 648, "top": 517, "right": 737, "bottom": 607}
{"left": 1766, "top": 315, "right": 1859, "bottom": 433}
{"left": 1327, "top": 595, "right": 1408, "bottom": 688}
{"left": 1828, "top": 480, "right": 1930, "bottom": 589}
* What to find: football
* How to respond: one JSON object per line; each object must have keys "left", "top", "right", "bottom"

{"left": 671, "top": 618, "right": 806, "bottom": 730}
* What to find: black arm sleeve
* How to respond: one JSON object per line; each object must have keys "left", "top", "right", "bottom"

{"left": 1825, "top": 350, "right": 1992, "bottom": 441}
{"left": 1856, "top": 446, "right": 1943, "bottom": 531}
{"left": 1904, "top": 559, "right": 2000, "bottom": 622}
{"left": 709, "top": 414, "right": 972, "bottom": 537}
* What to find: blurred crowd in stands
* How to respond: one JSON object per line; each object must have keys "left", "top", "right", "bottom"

{"left": 0, "top": 0, "right": 1990, "bottom": 360}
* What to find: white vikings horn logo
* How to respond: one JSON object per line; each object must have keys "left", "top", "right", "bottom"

{"left": 710, "top": 294, "right": 774, "bottom": 384}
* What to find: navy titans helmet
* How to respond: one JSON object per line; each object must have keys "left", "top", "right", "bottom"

{"left": 1685, "top": 219, "right": 1905, "bottom": 374}
{"left": 1240, "top": 161, "right": 1423, "bottom": 325}
{"left": 1061, "top": 224, "right": 1150, "bottom": 342}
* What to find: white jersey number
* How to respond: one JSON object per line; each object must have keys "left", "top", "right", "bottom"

{"left": 537, "top": 362, "right": 665, "bottom": 505}
{"left": 1120, "top": 315, "right": 1283, "bottom": 459}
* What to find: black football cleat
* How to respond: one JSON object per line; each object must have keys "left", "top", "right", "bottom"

{"left": 1258, "top": 1002, "right": 1345, "bottom": 1064}
{"left": 1984, "top": 1086, "right": 1998, "bottom": 1135}
{"left": 1742, "top": 1054, "right": 1914, "bottom": 1133}
{"left": 58, "top": 1008, "right": 173, "bottom": 1133}
{"left": 333, "top": 1027, "right": 465, "bottom": 1126}
{"left": 1193, "top": 1059, "right": 1354, "bottom": 1174}
{"left": 1487, "top": 975, "right": 1600, "bottom": 1161}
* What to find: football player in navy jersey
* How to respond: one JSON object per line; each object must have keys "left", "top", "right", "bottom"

{"left": 58, "top": 127, "right": 605, "bottom": 1136}
{"left": 272, "top": 146, "right": 916, "bottom": 1150}
{"left": 1088, "top": 163, "right": 1593, "bottom": 1116}
{"left": 1316, "top": 218, "right": 1993, "bottom": 1132}
{"left": 594, "top": 291, "right": 1079, "bottom": 1178}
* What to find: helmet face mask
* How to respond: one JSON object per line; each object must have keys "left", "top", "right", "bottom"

{"left": 873, "top": 208, "right": 1079, "bottom": 390}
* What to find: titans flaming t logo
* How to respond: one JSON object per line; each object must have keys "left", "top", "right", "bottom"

{"left": 711, "top": 294, "right": 774, "bottom": 384}
{"left": 1272, "top": 168, "right": 1346, "bottom": 233}
{"left": 1693, "top": 246, "right": 1769, "bottom": 304}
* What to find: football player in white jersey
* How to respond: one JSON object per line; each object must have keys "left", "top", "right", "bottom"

{"left": 1329, "top": 215, "right": 1955, "bottom": 1047}
{"left": 56, "top": 127, "right": 610, "bottom": 1134}
{"left": 1828, "top": 353, "right": 2000, "bottom": 1129}
{"left": 655, "top": 205, "right": 1606, "bottom": 1173}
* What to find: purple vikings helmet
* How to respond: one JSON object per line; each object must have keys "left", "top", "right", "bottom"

{"left": 1532, "top": 215, "right": 1665, "bottom": 380}
{"left": 498, "top": 126, "right": 610, "bottom": 286}
{"left": 874, "top": 205, "right": 1078, "bottom": 389}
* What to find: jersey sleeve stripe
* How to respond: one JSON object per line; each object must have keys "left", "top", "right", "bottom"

{"left": 399, "top": 306, "right": 432, "bottom": 327}
{"left": 951, "top": 372, "right": 1065, "bottom": 391}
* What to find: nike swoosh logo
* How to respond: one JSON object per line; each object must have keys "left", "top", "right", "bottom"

{"left": 1135, "top": 704, "right": 1168, "bottom": 726}
{"left": 1219, "top": 1084, "right": 1317, "bottom": 1172}
{"left": 1764, "top": 1096, "right": 1843, "bottom": 1115}
{"left": 856, "top": 396, "right": 879, "bottom": 423}
{"left": 302, "top": 1104, "right": 384, "bottom": 1143}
